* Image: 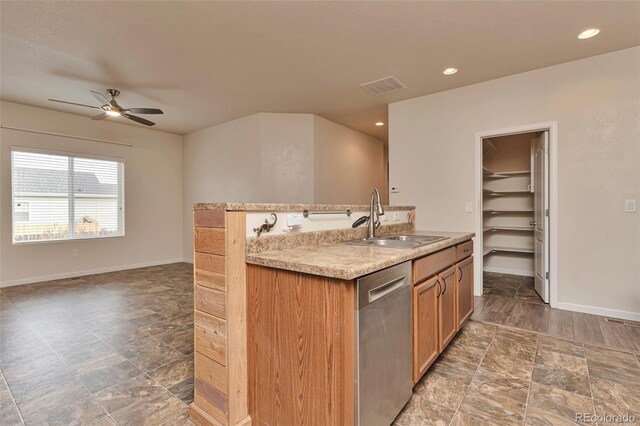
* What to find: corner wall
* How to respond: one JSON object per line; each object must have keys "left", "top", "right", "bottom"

{"left": 182, "top": 113, "right": 315, "bottom": 259}
{"left": 389, "top": 47, "right": 640, "bottom": 319}
{"left": 313, "top": 116, "right": 387, "bottom": 205}
{"left": 0, "top": 101, "right": 184, "bottom": 286}
{"left": 182, "top": 113, "right": 387, "bottom": 260}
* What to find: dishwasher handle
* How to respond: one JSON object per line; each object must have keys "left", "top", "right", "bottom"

{"left": 368, "top": 275, "right": 407, "bottom": 304}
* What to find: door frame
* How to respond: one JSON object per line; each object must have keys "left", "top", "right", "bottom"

{"left": 474, "top": 122, "right": 558, "bottom": 308}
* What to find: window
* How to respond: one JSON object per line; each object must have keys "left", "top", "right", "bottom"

{"left": 11, "top": 148, "right": 125, "bottom": 243}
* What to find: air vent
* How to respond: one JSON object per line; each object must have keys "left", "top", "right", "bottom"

{"left": 360, "top": 75, "right": 407, "bottom": 96}
{"left": 603, "top": 317, "right": 640, "bottom": 327}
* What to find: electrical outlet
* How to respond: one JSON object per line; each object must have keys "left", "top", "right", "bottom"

{"left": 465, "top": 202, "right": 473, "bottom": 213}
{"left": 72, "top": 249, "right": 79, "bottom": 257}
{"left": 625, "top": 199, "right": 637, "bottom": 213}
{"left": 390, "top": 186, "right": 400, "bottom": 193}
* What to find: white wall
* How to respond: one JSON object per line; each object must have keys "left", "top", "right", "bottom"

{"left": 0, "top": 101, "right": 184, "bottom": 286}
{"left": 389, "top": 47, "right": 640, "bottom": 319}
{"left": 182, "top": 113, "right": 315, "bottom": 258}
{"left": 313, "top": 116, "right": 387, "bottom": 205}
{"left": 182, "top": 113, "right": 386, "bottom": 259}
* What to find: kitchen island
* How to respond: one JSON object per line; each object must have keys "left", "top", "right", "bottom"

{"left": 189, "top": 203, "right": 474, "bottom": 426}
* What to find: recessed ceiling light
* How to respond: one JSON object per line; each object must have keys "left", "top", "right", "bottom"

{"left": 443, "top": 67, "right": 458, "bottom": 75}
{"left": 105, "top": 110, "right": 121, "bottom": 117}
{"left": 578, "top": 28, "right": 600, "bottom": 39}
{"left": 375, "top": 121, "right": 384, "bottom": 127}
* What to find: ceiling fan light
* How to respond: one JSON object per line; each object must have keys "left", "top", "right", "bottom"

{"left": 106, "top": 110, "right": 121, "bottom": 117}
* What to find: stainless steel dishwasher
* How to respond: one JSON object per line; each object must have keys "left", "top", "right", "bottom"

{"left": 356, "top": 261, "right": 412, "bottom": 426}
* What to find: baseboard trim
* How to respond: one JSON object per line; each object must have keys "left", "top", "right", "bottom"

{"left": 0, "top": 258, "right": 191, "bottom": 288}
{"left": 483, "top": 266, "right": 534, "bottom": 277}
{"left": 557, "top": 302, "right": 640, "bottom": 322}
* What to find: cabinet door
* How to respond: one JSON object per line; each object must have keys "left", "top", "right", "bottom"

{"left": 438, "top": 266, "right": 457, "bottom": 352}
{"left": 456, "top": 256, "right": 474, "bottom": 329}
{"left": 413, "top": 276, "right": 439, "bottom": 383}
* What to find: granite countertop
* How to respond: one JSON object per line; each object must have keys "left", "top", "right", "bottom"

{"left": 245, "top": 230, "right": 475, "bottom": 280}
{"left": 194, "top": 202, "right": 414, "bottom": 211}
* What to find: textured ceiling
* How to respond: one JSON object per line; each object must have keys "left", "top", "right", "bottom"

{"left": 1, "top": 1, "right": 639, "bottom": 140}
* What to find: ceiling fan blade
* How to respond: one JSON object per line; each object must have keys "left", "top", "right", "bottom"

{"left": 48, "top": 99, "right": 100, "bottom": 109}
{"left": 124, "top": 108, "right": 163, "bottom": 115}
{"left": 123, "top": 113, "right": 155, "bottom": 126}
{"left": 90, "top": 90, "right": 110, "bottom": 105}
{"left": 92, "top": 112, "right": 108, "bottom": 120}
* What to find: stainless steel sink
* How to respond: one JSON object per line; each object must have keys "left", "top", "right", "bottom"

{"left": 343, "top": 234, "right": 447, "bottom": 249}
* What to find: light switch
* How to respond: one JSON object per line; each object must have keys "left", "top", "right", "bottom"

{"left": 465, "top": 202, "right": 473, "bottom": 213}
{"left": 625, "top": 199, "right": 637, "bottom": 213}
{"left": 390, "top": 186, "right": 400, "bottom": 193}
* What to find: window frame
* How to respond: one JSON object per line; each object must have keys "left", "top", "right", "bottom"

{"left": 11, "top": 146, "right": 126, "bottom": 244}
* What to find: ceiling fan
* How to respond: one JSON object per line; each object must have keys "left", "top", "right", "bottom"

{"left": 48, "top": 89, "right": 163, "bottom": 126}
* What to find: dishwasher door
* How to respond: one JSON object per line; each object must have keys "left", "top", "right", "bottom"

{"left": 356, "top": 261, "right": 412, "bottom": 426}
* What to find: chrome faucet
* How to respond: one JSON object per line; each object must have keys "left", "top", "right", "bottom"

{"left": 368, "top": 188, "right": 385, "bottom": 238}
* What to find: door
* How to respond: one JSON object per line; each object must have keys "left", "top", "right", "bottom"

{"left": 438, "top": 266, "right": 457, "bottom": 352}
{"left": 413, "top": 276, "right": 439, "bottom": 383}
{"left": 533, "top": 131, "right": 550, "bottom": 303}
{"left": 456, "top": 256, "right": 474, "bottom": 329}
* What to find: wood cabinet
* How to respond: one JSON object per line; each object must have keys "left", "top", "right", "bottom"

{"left": 413, "top": 276, "right": 439, "bottom": 383}
{"left": 413, "top": 247, "right": 456, "bottom": 284}
{"left": 437, "top": 265, "right": 457, "bottom": 352}
{"left": 247, "top": 265, "right": 356, "bottom": 426}
{"left": 456, "top": 256, "right": 474, "bottom": 329}
{"left": 412, "top": 240, "right": 474, "bottom": 383}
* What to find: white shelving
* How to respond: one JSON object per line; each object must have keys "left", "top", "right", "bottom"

{"left": 483, "top": 135, "right": 538, "bottom": 277}
{"left": 483, "top": 138, "right": 535, "bottom": 277}
{"left": 483, "top": 170, "right": 531, "bottom": 179}
{"left": 484, "top": 246, "right": 535, "bottom": 256}
{"left": 483, "top": 209, "right": 533, "bottom": 214}
{"left": 483, "top": 189, "right": 532, "bottom": 196}
{"left": 484, "top": 226, "right": 534, "bottom": 232}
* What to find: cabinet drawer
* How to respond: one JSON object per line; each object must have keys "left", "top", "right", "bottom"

{"left": 456, "top": 240, "right": 473, "bottom": 261}
{"left": 413, "top": 247, "right": 456, "bottom": 284}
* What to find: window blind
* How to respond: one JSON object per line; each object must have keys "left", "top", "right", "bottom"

{"left": 11, "top": 149, "right": 125, "bottom": 243}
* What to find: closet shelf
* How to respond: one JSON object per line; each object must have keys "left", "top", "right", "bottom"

{"left": 483, "top": 209, "right": 533, "bottom": 214}
{"left": 483, "top": 170, "right": 531, "bottom": 179}
{"left": 483, "top": 189, "right": 532, "bottom": 196}
{"left": 483, "top": 246, "right": 534, "bottom": 256}
{"left": 484, "top": 226, "right": 534, "bottom": 232}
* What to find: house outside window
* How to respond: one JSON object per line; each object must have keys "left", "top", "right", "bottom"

{"left": 11, "top": 148, "right": 125, "bottom": 243}
{"left": 14, "top": 201, "right": 29, "bottom": 222}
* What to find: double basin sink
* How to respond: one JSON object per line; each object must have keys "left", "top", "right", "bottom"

{"left": 343, "top": 234, "right": 447, "bottom": 249}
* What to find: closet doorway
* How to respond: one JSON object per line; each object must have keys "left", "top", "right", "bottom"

{"left": 474, "top": 123, "right": 558, "bottom": 308}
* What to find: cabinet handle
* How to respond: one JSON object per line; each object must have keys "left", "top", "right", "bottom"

{"left": 442, "top": 276, "right": 447, "bottom": 295}
{"left": 458, "top": 266, "right": 462, "bottom": 282}
{"left": 436, "top": 280, "right": 441, "bottom": 297}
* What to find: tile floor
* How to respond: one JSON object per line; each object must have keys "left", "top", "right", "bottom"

{"left": 0, "top": 263, "right": 194, "bottom": 426}
{"left": 482, "top": 272, "right": 544, "bottom": 304}
{"left": 473, "top": 273, "right": 640, "bottom": 353}
{"left": 2, "top": 265, "right": 638, "bottom": 426}
{"left": 395, "top": 321, "right": 640, "bottom": 425}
